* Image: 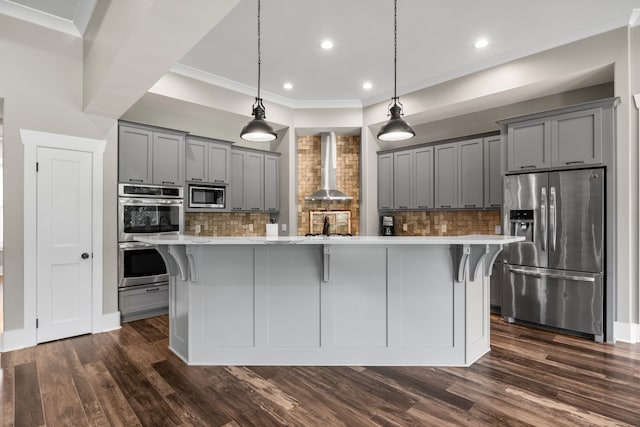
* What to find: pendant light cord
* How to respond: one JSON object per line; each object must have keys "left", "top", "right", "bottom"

{"left": 257, "top": 0, "right": 262, "bottom": 102}
{"left": 393, "top": 0, "right": 397, "bottom": 102}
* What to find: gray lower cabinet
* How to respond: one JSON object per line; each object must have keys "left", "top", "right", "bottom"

{"left": 484, "top": 136, "right": 503, "bottom": 209}
{"left": 378, "top": 153, "right": 394, "bottom": 210}
{"left": 230, "top": 149, "right": 278, "bottom": 212}
{"left": 264, "top": 154, "right": 280, "bottom": 212}
{"left": 186, "top": 136, "right": 231, "bottom": 184}
{"left": 503, "top": 98, "right": 617, "bottom": 173}
{"left": 458, "top": 138, "right": 484, "bottom": 208}
{"left": 490, "top": 261, "right": 502, "bottom": 310}
{"left": 119, "top": 123, "right": 185, "bottom": 186}
{"left": 119, "top": 283, "right": 169, "bottom": 323}
{"left": 434, "top": 142, "right": 458, "bottom": 209}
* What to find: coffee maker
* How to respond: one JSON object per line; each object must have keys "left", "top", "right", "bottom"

{"left": 380, "top": 216, "right": 394, "bottom": 236}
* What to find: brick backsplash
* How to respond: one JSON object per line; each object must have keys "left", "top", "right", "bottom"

{"left": 185, "top": 212, "right": 272, "bottom": 236}
{"left": 297, "top": 135, "right": 360, "bottom": 235}
{"left": 390, "top": 210, "right": 501, "bottom": 236}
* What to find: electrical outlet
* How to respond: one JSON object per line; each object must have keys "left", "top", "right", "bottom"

{"left": 495, "top": 225, "right": 502, "bottom": 234}
{"left": 441, "top": 223, "right": 447, "bottom": 233}
{"left": 402, "top": 223, "right": 408, "bottom": 232}
{"left": 281, "top": 224, "right": 287, "bottom": 232}
{"left": 249, "top": 224, "right": 254, "bottom": 232}
{"left": 195, "top": 224, "right": 201, "bottom": 234}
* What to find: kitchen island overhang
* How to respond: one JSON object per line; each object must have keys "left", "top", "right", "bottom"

{"left": 137, "top": 235, "right": 524, "bottom": 366}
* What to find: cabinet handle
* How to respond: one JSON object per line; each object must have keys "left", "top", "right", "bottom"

{"left": 398, "top": 206, "right": 408, "bottom": 209}
{"left": 214, "top": 180, "right": 225, "bottom": 183}
{"left": 162, "top": 181, "right": 175, "bottom": 185}
{"left": 464, "top": 204, "right": 476, "bottom": 208}
{"left": 417, "top": 205, "right": 428, "bottom": 209}
{"left": 380, "top": 206, "right": 391, "bottom": 210}
{"left": 520, "top": 165, "right": 536, "bottom": 169}
{"left": 146, "top": 287, "right": 160, "bottom": 293}
{"left": 191, "top": 178, "right": 203, "bottom": 181}
{"left": 232, "top": 207, "right": 242, "bottom": 211}
{"left": 565, "top": 160, "right": 585, "bottom": 165}
{"left": 128, "top": 179, "right": 144, "bottom": 183}
{"left": 441, "top": 205, "right": 451, "bottom": 208}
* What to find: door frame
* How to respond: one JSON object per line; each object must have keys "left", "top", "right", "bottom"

{"left": 22, "top": 129, "right": 105, "bottom": 347}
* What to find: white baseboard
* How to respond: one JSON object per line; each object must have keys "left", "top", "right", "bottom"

{"left": 101, "top": 311, "right": 121, "bottom": 332}
{"left": 0, "top": 327, "right": 36, "bottom": 352}
{"left": 614, "top": 321, "right": 640, "bottom": 343}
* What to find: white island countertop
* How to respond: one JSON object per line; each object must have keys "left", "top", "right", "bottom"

{"left": 137, "top": 234, "right": 524, "bottom": 246}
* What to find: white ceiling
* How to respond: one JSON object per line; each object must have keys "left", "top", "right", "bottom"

{"left": 1, "top": 0, "right": 639, "bottom": 109}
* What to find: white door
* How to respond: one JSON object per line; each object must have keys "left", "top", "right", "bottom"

{"left": 36, "top": 147, "right": 93, "bottom": 343}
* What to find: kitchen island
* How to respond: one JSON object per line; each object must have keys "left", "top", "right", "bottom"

{"left": 137, "top": 234, "right": 523, "bottom": 366}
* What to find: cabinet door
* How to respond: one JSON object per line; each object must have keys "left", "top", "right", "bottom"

{"left": 208, "top": 141, "right": 231, "bottom": 184}
{"left": 413, "top": 147, "right": 433, "bottom": 209}
{"left": 264, "top": 154, "right": 279, "bottom": 212}
{"left": 119, "top": 125, "right": 153, "bottom": 184}
{"left": 484, "top": 136, "right": 503, "bottom": 208}
{"left": 552, "top": 107, "right": 602, "bottom": 167}
{"left": 153, "top": 132, "right": 184, "bottom": 186}
{"left": 377, "top": 154, "right": 394, "bottom": 210}
{"left": 244, "top": 152, "right": 264, "bottom": 211}
{"left": 435, "top": 143, "right": 458, "bottom": 208}
{"left": 393, "top": 151, "right": 413, "bottom": 210}
{"left": 185, "top": 139, "right": 207, "bottom": 182}
{"left": 458, "top": 138, "right": 484, "bottom": 208}
{"left": 507, "top": 118, "right": 551, "bottom": 171}
{"left": 229, "top": 151, "right": 245, "bottom": 211}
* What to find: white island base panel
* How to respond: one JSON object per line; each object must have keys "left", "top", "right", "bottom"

{"left": 153, "top": 239, "right": 510, "bottom": 366}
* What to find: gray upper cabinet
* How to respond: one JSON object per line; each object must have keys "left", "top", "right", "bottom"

{"left": 119, "top": 125, "right": 153, "bottom": 184}
{"left": 458, "top": 138, "right": 484, "bottom": 208}
{"left": 229, "top": 149, "right": 273, "bottom": 212}
{"left": 153, "top": 131, "right": 184, "bottom": 186}
{"left": 503, "top": 98, "right": 617, "bottom": 172}
{"left": 393, "top": 151, "right": 413, "bottom": 210}
{"left": 186, "top": 136, "right": 231, "bottom": 184}
{"left": 378, "top": 154, "right": 394, "bottom": 210}
{"left": 552, "top": 107, "right": 602, "bottom": 167}
{"left": 483, "top": 136, "right": 503, "bottom": 209}
{"left": 413, "top": 146, "right": 434, "bottom": 209}
{"left": 435, "top": 142, "right": 458, "bottom": 209}
{"left": 506, "top": 118, "right": 551, "bottom": 171}
{"left": 264, "top": 154, "right": 280, "bottom": 212}
{"left": 119, "top": 123, "right": 184, "bottom": 186}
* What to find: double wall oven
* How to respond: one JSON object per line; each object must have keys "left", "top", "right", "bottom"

{"left": 118, "top": 184, "right": 183, "bottom": 322}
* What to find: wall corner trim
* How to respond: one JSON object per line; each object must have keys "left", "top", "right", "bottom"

{"left": 613, "top": 321, "right": 640, "bottom": 343}
{"left": 101, "top": 312, "right": 121, "bottom": 332}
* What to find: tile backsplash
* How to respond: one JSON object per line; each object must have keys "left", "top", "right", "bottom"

{"left": 390, "top": 210, "right": 501, "bottom": 236}
{"left": 297, "top": 135, "right": 360, "bottom": 235}
{"left": 185, "top": 212, "right": 272, "bottom": 237}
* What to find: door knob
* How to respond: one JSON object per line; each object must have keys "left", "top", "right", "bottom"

{"left": 81, "top": 253, "right": 90, "bottom": 259}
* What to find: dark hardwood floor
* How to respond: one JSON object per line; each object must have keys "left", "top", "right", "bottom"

{"left": 2, "top": 315, "right": 639, "bottom": 426}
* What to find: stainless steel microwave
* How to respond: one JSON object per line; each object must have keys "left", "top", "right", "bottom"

{"left": 189, "top": 184, "right": 225, "bottom": 209}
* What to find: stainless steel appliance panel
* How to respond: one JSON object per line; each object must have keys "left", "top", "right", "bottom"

{"left": 503, "top": 172, "right": 548, "bottom": 268}
{"left": 548, "top": 169, "right": 604, "bottom": 273}
{"left": 503, "top": 264, "right": 603, "bottom": 336}
{"left": 118, "top": 197, "right": 183, "bottom": 242}
{"left": 118, "top": 242, "right": 169, "bottom": 288}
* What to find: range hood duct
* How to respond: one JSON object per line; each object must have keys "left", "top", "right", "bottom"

{"left": 305, "top": 132, "right": 353, "bottom": 201}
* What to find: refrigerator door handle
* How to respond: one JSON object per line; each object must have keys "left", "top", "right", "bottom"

{"left": 550, "top": 186, "right": 557, "bottom": 252}
{"left": 540, "top": 187, "right": 547, "bottom": 251}
{"left": 508, "top": 267, "right": 596, "bottom": 282}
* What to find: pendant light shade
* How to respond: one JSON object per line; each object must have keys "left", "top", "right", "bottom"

{"left": 377, "top": 0, "right": 415, "bottom": 142}
{"left": 241, "top": 0, "right": 277, "bottom": 142}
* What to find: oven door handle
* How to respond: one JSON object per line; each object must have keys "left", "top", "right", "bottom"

{"left": 508, "top": 267, "right": 595, "bottom": 282}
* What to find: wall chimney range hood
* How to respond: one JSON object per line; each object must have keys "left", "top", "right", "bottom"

{"left": 305, "top": 132, "right": 352, "bottom": 201}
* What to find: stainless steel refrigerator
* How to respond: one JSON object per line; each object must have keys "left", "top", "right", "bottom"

{"left": 502, "top": 168, "right": 604, "bottom": 341}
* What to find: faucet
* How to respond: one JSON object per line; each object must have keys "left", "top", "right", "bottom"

{"left": 322, "top": 216, "right": 330, "bottom": 236}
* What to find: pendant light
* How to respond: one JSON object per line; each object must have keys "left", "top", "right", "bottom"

{"left": 377, "top": 0, "right": 415, "bottom": 142}
{"left": 240, "top": 0, "right": 277, "bottom": 142}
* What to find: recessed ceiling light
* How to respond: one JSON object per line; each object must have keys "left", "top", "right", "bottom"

{"left": 283, "top": 82, "right": 293, "bottom": 90}
{"left": 321, "top": 40, "right": 334, "bottom": 50}
{"left": 474, "top": 38, "right": 489, "bottom": 49}
{"left": 362, "top": 82, "right": 373, "bottom": 90}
